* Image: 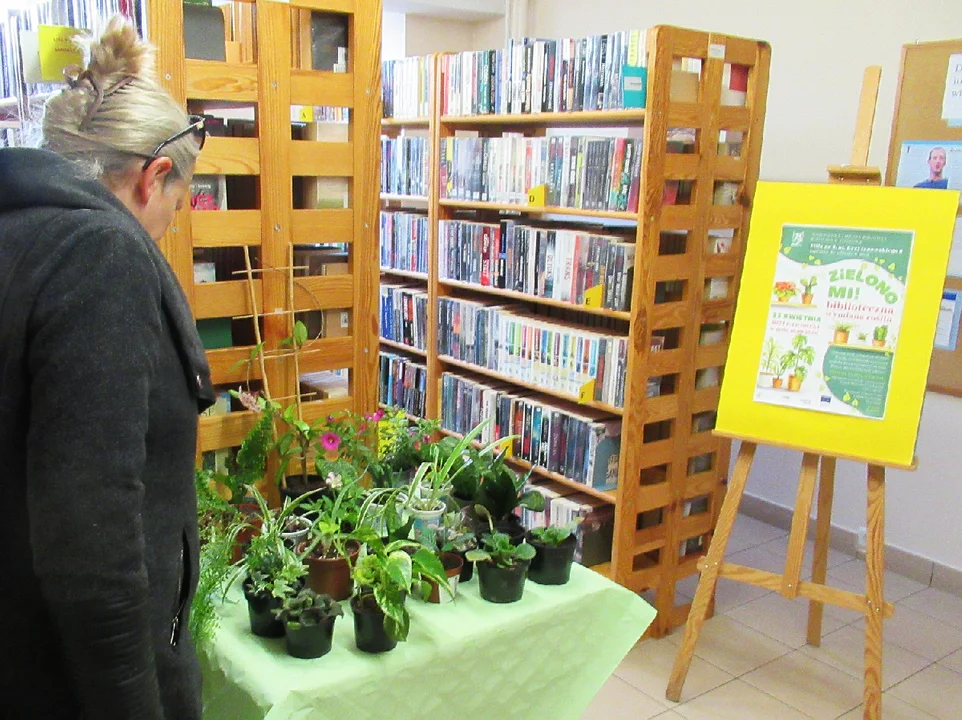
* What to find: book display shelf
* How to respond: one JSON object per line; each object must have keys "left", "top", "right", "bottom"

{"left": 147, "top": 0, "right": 382, "bottom": 475}
{"left": 379, "top": 27, "right": 770, "bottom": 637}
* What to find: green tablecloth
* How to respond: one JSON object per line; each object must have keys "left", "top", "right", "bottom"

{"left": 201, "top": 565, "right": 656, "bottom": 720}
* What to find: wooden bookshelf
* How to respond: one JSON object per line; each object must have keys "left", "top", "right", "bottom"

{"left": 380, "top": 193, "right": 429, "bottom": 203}
{"left": 148, "top": 0, "right": 382, "bottom": 478}
{"left": 438, "top": 278, "right": 632, "bottom": 320}
{"left": 380, "top": 267, "right": 429, "bottom": 281}
{"left": 440, "top": 108, "right": 647, "bottom": 126}
{"left": 381, "top": 117, "right": 430, "bottom": 128}
{"left": 378, "top": 28, "right": 771, "bottom": 637}
{"left": 379, "top": 337, "right": 428, "bottom": 357}
{"left": 437, "top": 199, "right": 639, "bottom": 221}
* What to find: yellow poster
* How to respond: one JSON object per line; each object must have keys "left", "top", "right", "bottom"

{"left": 716, "top": 182, "right": 959, "bottom": 468}
{"left": 38, "top": 25, "right": 85, "bottom": 84}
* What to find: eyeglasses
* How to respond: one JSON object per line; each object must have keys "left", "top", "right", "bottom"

{"left": 141, "top": 115, "right": 207, "bottom": 172}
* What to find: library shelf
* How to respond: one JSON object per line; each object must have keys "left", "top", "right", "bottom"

{"left": 439, "top": 108, "right": 647, "bottom": 126}
{"left": 380, "top": 193, "right": 429, "bottom": 203}
{"left": 438, "top": 354, "right": 624, "bottom": 417}
{"left": 380, "top": 267, "right": 429, "bottom": 281}
{"left": 379, "top": 337, "right": 428, "bottom": 357}
{"left": 437, "top": 427, "right": 616, "bottom": 504}
{"left": 439, "top": 278, "right": 632, "bottom": 321}
{"left": 381, "top": 117, "right": 431, "bottom": 128}
{"left": 438, "top": 199, "right": 638, "bottom": 221}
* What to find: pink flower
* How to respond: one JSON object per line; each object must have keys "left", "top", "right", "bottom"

{"left": 237, "top": 390, "right": 261, "bottom": 413}
{"left": 320, "top": 432, "right": 341, "bottom": 452}
{"left": 372, "top": 409, "right": 385, "bottom": 422}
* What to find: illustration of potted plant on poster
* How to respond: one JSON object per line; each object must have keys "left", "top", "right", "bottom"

{"left": 758, "top": 337, "right": 782, "bottom": 387}
{"left": 781, "top": 334, "right": 815, "bottom": 392}
{"left": 833, "top": 322, "right": 853, "bottom": 344}
{"left": 800, "top": 276, "right": 817, "bottom": 305}
{"left": 773, "top": 280, "right": 797, "bottom": 304}
{"left": 873, "top": 324, "right": 889, "bottom": 348}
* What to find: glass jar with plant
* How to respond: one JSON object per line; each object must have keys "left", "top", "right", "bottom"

{"left": 273, "top": 588, "right": 343, "bottom": 659}
{"left": 526, "top": 520, "right": 583, "bottom": 586}
{"left": 349, "top": 533, "right": 449, "bottom": 653}
{"left": 466, "top": 506, "right": 537, "bottom": 604}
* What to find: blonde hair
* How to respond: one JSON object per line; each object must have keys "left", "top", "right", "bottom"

{"left": 40, "top": 16, "right": 199, "bottom": 187}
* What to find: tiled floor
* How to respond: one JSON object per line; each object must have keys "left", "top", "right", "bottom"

{"left": 580, "top": 514, "right": 962, "bottom": 720}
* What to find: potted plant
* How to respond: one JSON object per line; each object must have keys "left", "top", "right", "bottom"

{"left": 349, "top": 534, "right": 450, "bottom": 653}
{"left": 758, "top": 337, "right": 781, "bottom": 388}
{"left": 403, "top": 419, "right": 494, "bottom": 532}
{"left": 773, "top": 280, "right": 797, "bottom": 304}
{"left": 274, "top": 587, "right": 343, "bottom": 659}
{"left": 800, "top": 276, "right": 817, "bottom": 305}
{"left": 369, "top": 409, "right": 439, "bottom": 488}
{"left": 274, "top": 402, "right": 333, "bottom": 501}
{"left": 783, "top": 334, "right": 815, "bottom": 392}
{"left": 873, "top": 324, "right": 888, "bottom": 348}
{"left": 228, "top": 487, "right": 309, "bottom": 637}
{"left": 358, "top": 486, "right": 415, "bottom": 543}
{"left": 415, "top": 518, "right": 474, "bottom": 602}
{"left": 833, "top": 322, "right": 853, "bottom": 344}
{"left": 772, "top": 352, "right": 791, "bottom": 389}
{"left": 858, "top": 332, "right": 868, "bottom": 344}
{"left": 466, "top": 506, "right": 537, "bottom": 604}
{"left": 472, "top": 455, "right": 545, "bottom": 544}
{"left": 526, "top": 520, "right": 582, "bottom": 586}
{"left": 434, "top": 510, "right": 478, "bottom": 582}
{"left": 297, "top": 479, "right": 366, "bottom": 601}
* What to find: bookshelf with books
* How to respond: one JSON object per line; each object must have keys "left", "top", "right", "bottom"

{"left": 385, "top": 27, "right": 770, "bottom": 637}
{"left": 379, "top": 53, "right": 439, "bottom": 405}
{"left": 146, "top": 0, "right": 382, "bottom": 478}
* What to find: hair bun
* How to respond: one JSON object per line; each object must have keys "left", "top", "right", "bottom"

{"left": 84, "top": 16, "right": 155, "bottom": 83}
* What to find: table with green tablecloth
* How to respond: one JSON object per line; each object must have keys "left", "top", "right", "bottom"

{"left": 200, "top": 565, "right": 656, "bottom": 720}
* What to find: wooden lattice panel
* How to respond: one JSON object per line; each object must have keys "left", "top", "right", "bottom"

{"left": 147, "top": 0, "right": 381, "bottom": 459}
{"left": 612, "top": 26, "right": 771, "bottom": 637}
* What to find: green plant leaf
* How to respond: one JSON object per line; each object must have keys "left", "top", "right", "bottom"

{"left": 385, "top": 551, "right": 413, "bottom": 589}
{"left": 294, "top": 320, "right": 309, "bottom": 347}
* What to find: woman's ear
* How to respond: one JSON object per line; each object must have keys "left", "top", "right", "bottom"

{"left": 136, "top": 156, "right": 174, "bottom": 205}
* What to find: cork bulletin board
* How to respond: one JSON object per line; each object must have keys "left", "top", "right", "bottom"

{"left": 885, "top": 38, "right": 962, "bottom": 397}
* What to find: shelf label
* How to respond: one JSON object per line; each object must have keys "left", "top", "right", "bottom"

{"left": 496, "top": 437, "right": 514, "bottom": 458}
{"left": 298, "top": 106, "right": 314, "bottom": 122}
{"left": 584, "top": 285, "right": 603, "bottom": 309}
{"left": 579, "top": 379, "right": 597, "bottom": 404}
{"left": 527, "top": 184, "right": 547, "bottom": 207}
{"left": 708, "top": 43, "right": 726, "bottom": 60}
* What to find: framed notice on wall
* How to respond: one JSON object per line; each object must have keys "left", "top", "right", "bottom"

{"left": 717, "top": 182, "right": 958, "bottom": 469}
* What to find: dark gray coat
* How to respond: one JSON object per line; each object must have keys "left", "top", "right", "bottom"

{"left": 0, "top": 148, "right": 214, "bottom": 719}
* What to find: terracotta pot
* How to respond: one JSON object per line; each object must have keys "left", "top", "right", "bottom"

{"left": 772, "top": 377, "right": 784, "bottom": 389}
{"left": 788, "top": 375, "right": 802, "bottom": 392}
{"left": 872, "top": 339, "right": 885, "bottom": 348}
{"left": 801, "top": 293, "right": 813, "bottom": 305}
{"left": 834, "top": 330, "right": 850, "bottom": 344}
{"left": 298, "top": 540, "right": 360, "bottom": 601}
{"left": 426, "top": 552, "right": 463, "bottom": 604}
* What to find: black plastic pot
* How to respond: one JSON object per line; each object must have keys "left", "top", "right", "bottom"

{"left": 526, "top": 533, "right": 577, "bottom": 585}
{"left": 476, "top": 559, "right": 529, "bottom": 603}
{"left": 351, "top": 596, "right": 398, "bottom": 653}
{"left": 281, "top": 476, "right": 332, "bottom": 511}
{"left": 456, "top": 549, "right": 475, "bottom": 582}
{"left": 284, "top": 617, "right": 336, "bottom": 659}
{"left": 474, "top": 514, "right": 526, "bottom": 546}
{"left": 243, "top": 583, "right": 285, "bottom": 638}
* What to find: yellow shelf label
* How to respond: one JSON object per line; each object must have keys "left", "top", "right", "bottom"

{"left": 497, "top": 437, "right": 514, "bottom": 458}
{"left": 579, "top": 379, "right": 597, "bottom": 404}
{"left": 527, "top": 184, "right": 547, "bottom": 207}
{"left": 584, "top": 285, "right": 603, "bottom": 308}
{"left": 298, "top": 106, "right": 314, "bottom": 122}
{"left": 38, "top": 25, "right": 85, "bottom": 83}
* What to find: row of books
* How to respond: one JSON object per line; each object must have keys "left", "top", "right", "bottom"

{"left": 379, "top": 352, "right": 427, "bottom": 418}
{"left": 439, "top": 134, "right": 644, "bottom": 212}
{"left": 379, "top": 284, "right": 428, "bottom": 351}
{"left": 438, "top": 219, "right": 636, "bottom": 311}
{"left": 437, "top": 297, "right": 637, "bottom": 408}
{"left": 380, "top": 211, "right": 429, "bottom": 275}
{"left": 380, "top": 135, "right": 429, "bottom": 198}
{"left": 519, "top": 482, "right": 615, "bottom": 566}
{"left": 381, "top": 55, "right": 431, "bottom": 119}
{"left": 439, "top": 32, "right": 646, "bottom": 117}
{"left": 439, "top": 372, "right": 621, "bottom": 491}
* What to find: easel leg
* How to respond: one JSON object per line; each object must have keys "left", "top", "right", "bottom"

{"left": 667, "top": 442, "right": 756, "bottom": 702}
{"left": 781, "top": 453, "right": 820, "bottom": 598}
{"left": 863, "top": 464, "right": 885, "bottom": 720}
{"left": 807, "top": 456, "right": 836, "bottom": 646}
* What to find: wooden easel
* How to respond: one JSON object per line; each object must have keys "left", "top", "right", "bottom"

{"left": 666, "top": 441, "right": 898, "bottom": 719}
{"left": 668, "top": 67, "right": 897, "bottom": 720}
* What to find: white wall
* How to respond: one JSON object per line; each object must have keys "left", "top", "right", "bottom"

{"left": 382, "top": 11, "right": 407, "bottom": 62}
{"left": 529, "top": 0, "right": 962, "bottom": 570}
{"left": 404, "top": 13, "right": 506, "bottom": 55}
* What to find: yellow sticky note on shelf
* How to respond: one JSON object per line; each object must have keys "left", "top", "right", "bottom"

{"left": 527, "top": 184, "right": 547, "bottom": 207}
{"left": 38, "top": 25, "right": 84, "bottom": 83}
{"left": 579, "top": 379, "right": 596, "bottom": 404}
{"left": 584, "top": 285, "right": 603, "bottom": 308}
{"left": 496, "top": 437, "right": 514, "bottom": 458}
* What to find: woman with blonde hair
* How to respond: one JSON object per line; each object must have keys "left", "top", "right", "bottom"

{"left": 0, "top": 17, "right": 210, "bottom": 720}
